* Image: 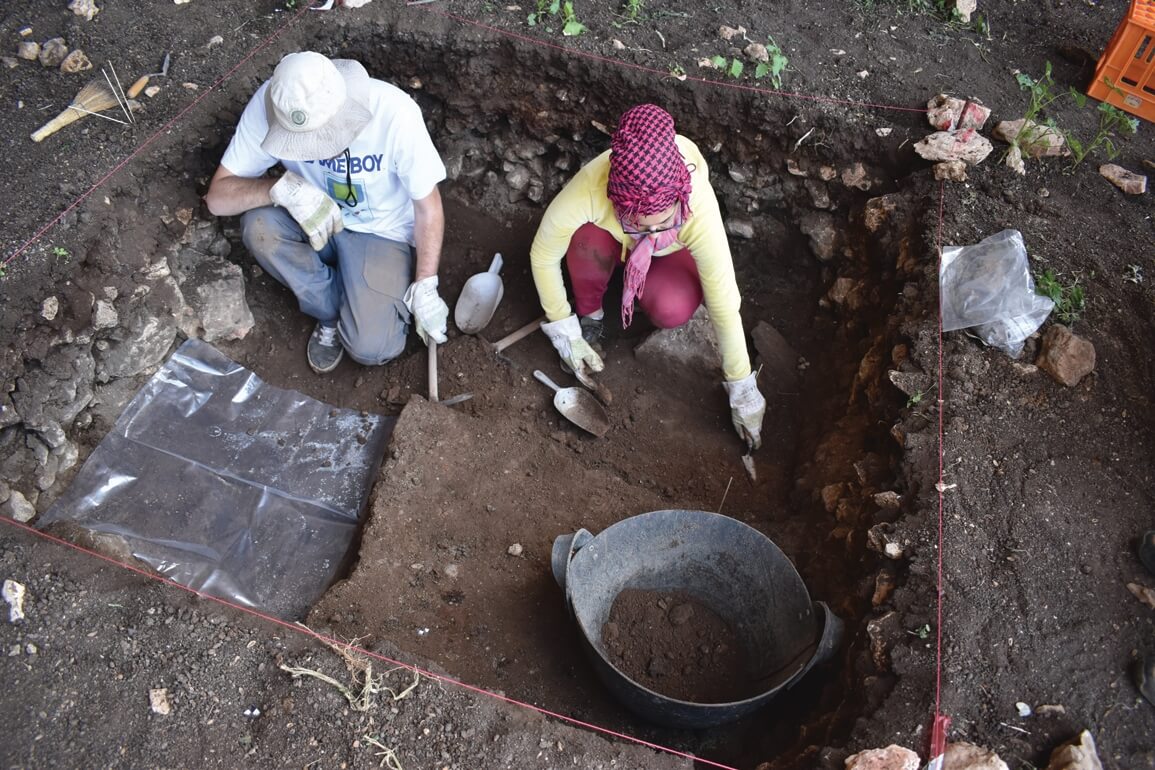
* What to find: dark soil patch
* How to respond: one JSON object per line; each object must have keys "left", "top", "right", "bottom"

{"left": 603, "top": 588, "right": 757, "bottom": 705}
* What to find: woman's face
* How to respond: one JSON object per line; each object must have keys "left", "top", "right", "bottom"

{"left": 621, "top": 204, "right": 680, "bottom": 235}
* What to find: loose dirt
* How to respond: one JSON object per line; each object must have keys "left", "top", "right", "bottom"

{"left": 2, "top": 1, "right": 1155, "bottom": 769}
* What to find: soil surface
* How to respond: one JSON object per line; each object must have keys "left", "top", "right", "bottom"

{"left": 603, "top": 589, "right": 756, "bottom": 705}
{"left": 2, "top": 1, "right": 1155, "bottom": 769}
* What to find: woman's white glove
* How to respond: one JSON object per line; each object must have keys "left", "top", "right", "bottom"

{"left": 269, "top": 171, "right": 343, "bottom": 251}
{"left": 541, "top": 315, "right": 605, "bottom": 375}
{"left": 723, "top": 372, "right": 766, "bottom": 449}
{"left": 403, "top": 276, "right": 449, "bottom": 344}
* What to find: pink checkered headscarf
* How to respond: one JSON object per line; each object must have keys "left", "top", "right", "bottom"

{"left": 607, "top": 105, "right": 693, "bottom": 328}
{"left": 607, "top": 104, "right": 693, "bottom": 222}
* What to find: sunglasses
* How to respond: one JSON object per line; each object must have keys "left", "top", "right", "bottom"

{"left": 341, "top": 148, "right": 358, "bottom": 207}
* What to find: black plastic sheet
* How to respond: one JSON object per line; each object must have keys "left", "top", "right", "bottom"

{"left": 40, "top": 339, "right": 393, "bottom": 619}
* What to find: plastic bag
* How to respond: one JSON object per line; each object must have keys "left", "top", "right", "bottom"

{"left": 39, "top": 339, "right": 394, "bottom": 619}
{"left": 940, "top": 229, "right": 1054, "bottom": 358}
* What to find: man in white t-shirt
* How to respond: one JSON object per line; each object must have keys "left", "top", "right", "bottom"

{"left": 205, "top": 51, "right": 449, "bottom": 374}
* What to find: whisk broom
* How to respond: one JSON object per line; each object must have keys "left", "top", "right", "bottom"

{"left": 31, "top": 79, "right": 123, "bottom": 143}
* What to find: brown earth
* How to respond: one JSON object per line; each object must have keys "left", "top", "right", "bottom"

{"left": 2, "top": 0, "right": 1155, "bottom": 769}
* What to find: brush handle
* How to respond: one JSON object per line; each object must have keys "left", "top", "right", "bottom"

{"left": 31, "top": 107, "right": 82, "bottom": 142}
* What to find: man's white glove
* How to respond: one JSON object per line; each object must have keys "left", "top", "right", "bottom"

{"left": 269, "top": 171, "right": 344, "bottom": 251}
{"left": 723, "top": 372, "right": 766, "bottom": 449}
{"left": 403, "top": 276, "right": 449, "bottom": 345}
{"left": 541, "top": 315, "right": 604, "bottom": 375}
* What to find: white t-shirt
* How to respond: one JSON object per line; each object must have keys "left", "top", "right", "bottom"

{"left": 220, "top": 78, "right": 446, "bottom": 245}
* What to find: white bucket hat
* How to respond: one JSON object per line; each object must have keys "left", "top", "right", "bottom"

{"left": 262, "top": 52, "right": 373, "bottom": 161}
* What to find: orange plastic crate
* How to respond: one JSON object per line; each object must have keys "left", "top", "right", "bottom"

{"left": 1088, "top": 0, "right": 1155, "bottom": 123}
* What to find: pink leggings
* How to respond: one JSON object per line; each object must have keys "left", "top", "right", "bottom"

{"left": 565, "top": 223, "right": 703, "bottom": 328}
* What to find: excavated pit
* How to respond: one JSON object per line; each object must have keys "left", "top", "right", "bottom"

{"left": 284, "top": 31, "right": 932, "bottom": 768}
{"left": 0, "top": 23, "right": 937, "bottom": 770}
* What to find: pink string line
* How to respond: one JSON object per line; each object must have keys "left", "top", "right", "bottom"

{"left": 0, "top": 2, "right": 315, "bottom": 269}
{"left": 0, "top": 515, "right": 739, "bottom": 770}
{"left": 930, "top": 178, "right": 951, "bottom": 759}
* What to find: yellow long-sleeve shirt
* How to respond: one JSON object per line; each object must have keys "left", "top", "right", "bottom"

{"left": 529, "top": 135, "right": 752, "bottom": 382}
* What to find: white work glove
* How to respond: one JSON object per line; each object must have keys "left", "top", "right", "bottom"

{"left": 403, "top": 276, "right": 449, "bottom": 345}
{"left": 269, "top": 171, "right": 344, "bottom": 251}
{"left": 541, "top": 315, "right": 604, "bottom": 375}
{"left": 723, "top": 372, "right": 766, "bottom": 450}
{"left": 343, "top": 0, "right": 373, "bottom": 6}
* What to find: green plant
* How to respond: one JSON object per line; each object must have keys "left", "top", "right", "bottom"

{"left": 526, "top": 0, "right": 551, "bottom": 27}
{"left": 620, "top": 0, "right": 643, "bottom": 23}
{"left": 754, "top": 36, "right": 789, "bottom": 88}
{"left": 1007, "top": 62, "right": 1066, "bottom": 167}
{"left": 560, "top": 0, "right": 586, "bottom": 36}
{"left": 527, "top": 0, "right": 585, "bottom": 35}
{"left": 1066, "top": 83, "right": 1140, "bottom": 168}
{"left": 52, "top": 246, "right": 70, "bottom": 260}
{"left": 907, "top": 623, "right": 931, "bottom": 640}
{"left": 668, "top": 63, "right": 686, "bottom": 80}
{"left": 0, "top": 263, "right": 7, "bottom": 279}
{"left": 1035, "top": 269, "right": 1086, "bottom": 324}
{"left": 709, "top": 55, "right": 744, "bottom": 78}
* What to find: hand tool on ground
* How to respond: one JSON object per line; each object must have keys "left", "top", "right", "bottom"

{"left": 454, "top": 253, "right": 504, "bottom": 334}
{"left": 31, "top": 79, "right": 123, "bottom": 142}
{"left": 567, "top": 362, "right": 614, "bottom": 407}
{"left": 427, "top": 339, "right": 438, "bottom": 403}
{"left": 126, "top": 52, "right": 171, "bottom": 99}
{"left": 492, "top": 314, "right": 546, "bottom": 354}
{"left": 533, "top": 370, "right": 610, "bottom": 437}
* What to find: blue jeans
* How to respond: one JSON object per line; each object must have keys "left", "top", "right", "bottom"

{"left": 241, "top": 207, "right": 413, "bottom": 365}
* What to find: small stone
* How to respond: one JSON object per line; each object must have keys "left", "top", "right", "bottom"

{"left": 16, "top": 41, "right": 40, "bottom": 61}
{"left": 444, "top": 563, "right": 460, "bottom": 579}
{"left": 944, "top": 742, "right": 1009, "bottom": 770}
{"left": 40, "top": 296, "right": 59, "bottom": 321}
{"left": 934, "top": 160, "right": 968, "bottom": 182}
{"left": 3, "top": 580, "right": 27, "bottom": 623}
{"left": 744, "top": 42, "right": 769, "bottom": 63}
{"left": 726, "top": 219, "right": 755, "bottom": 239}
{"left": 69, "top": 0, "right": 100, "bottom": 20}
{"left": 1015, "top": 701, "right": 1031, "bottom": 717}
{"left": 38, "top": 38, "right": 68, "bottom": 68}
{"left": 1099, "top": 163, "right": 1147, "bottom": 195}
{"left": 844, "top": 744, "right": 920, "bottom": 770}
{"left": 149, "top": 688, "right": 172, "bottom": 715}
{"left": 206, "top": 35, "right": 224, "bottom": 48}
{"left": 506, "top": 543, "right": 523, "bottom": 557}
{"left": 60, "top": 49, "right": 92, "bottom": 74}
{"left": 1036, "top": 325, "right": 1095, "bottom": 387}
{"left": 1044, "top": 730, "right": 1101, "bottom": 770}
{"left": 668, "top": 603, "right": 694, "bottom": 625}
{"left": 144, "top": 85, "right": 161, "bottom": 98}
{"left": 884, "top": 542, "right": 904, "bottom": 560}
{"left": 718, "top": 25, "right": 745, "bottom": 41}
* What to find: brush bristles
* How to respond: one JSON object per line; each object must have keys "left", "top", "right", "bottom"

{"left": 31, "top": 79, "right": 121, "bottom": 142}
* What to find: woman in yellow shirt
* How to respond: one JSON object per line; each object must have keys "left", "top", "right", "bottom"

{"left": 530, "top": 104, "right": 765, "bottom": 448}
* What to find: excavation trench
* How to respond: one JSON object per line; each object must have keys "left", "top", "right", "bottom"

{"left": 6, "top": 23, "right": 934, "bottom": 770}
{"left": 285, "top": 30, "right": 930, "bottom": 769}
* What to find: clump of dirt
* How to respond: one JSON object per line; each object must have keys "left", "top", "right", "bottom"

{"left": 603, "top": 588, "right": 758, "bottom": 705}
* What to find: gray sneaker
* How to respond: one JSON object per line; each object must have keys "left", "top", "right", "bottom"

{"left": 579, "top": 315, "right": 604, "bottom": 353}
{"left": 307, "top": 321, "right": 344, "bottom": 374}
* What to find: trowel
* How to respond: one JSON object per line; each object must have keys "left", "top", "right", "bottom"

{"left": 454, "top": 253, "right": 504, "bottom": 335}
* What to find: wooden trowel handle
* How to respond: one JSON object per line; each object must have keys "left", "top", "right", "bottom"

{"left": 494, "top": 315, "right": 546, "bottom": 353}
{"left": 126, "top": 76, "right": 149, "bottom": 99}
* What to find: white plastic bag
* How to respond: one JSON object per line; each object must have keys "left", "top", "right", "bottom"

{"left": 940, "top": 229, "right": 1054, "bottom": 358}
